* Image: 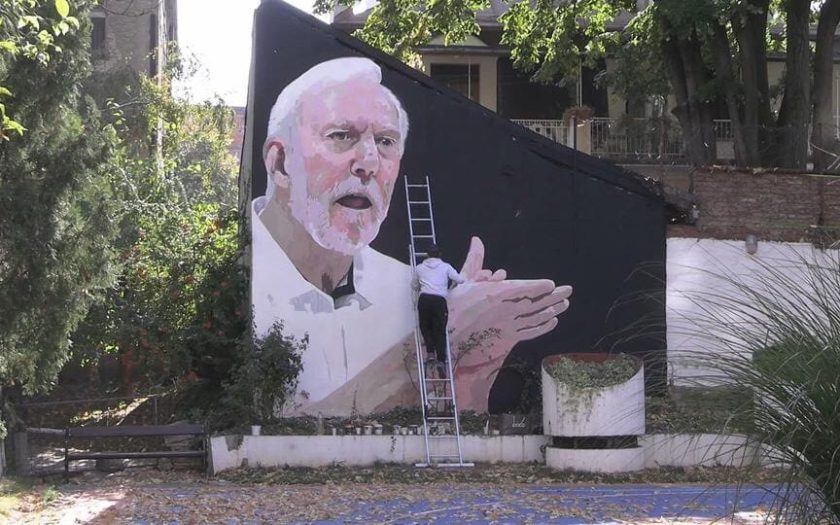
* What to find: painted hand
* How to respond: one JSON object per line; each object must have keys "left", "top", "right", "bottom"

{"left": 448, "top": 236, "right": 572, "bottom": 411}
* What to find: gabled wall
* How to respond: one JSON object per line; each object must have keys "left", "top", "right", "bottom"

{"left": 242, "top": 1, "right": 666, "bottom": 415}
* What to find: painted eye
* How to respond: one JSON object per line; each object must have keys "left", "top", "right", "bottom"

{"left": 376, "top": 136, "right": 396, "bottom": 147}
{"left": 327, "top": 130, "right": 352, "bottom": 141}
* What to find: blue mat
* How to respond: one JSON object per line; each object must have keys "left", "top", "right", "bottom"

{"left": 309, "top": 484, "right": 780, "bottom": 524}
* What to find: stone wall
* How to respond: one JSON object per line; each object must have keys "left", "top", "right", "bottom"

{"left": 668, "top": 168, "right": 840, "bottom": 243}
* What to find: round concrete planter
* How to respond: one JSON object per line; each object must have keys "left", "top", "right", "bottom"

{"left": 545, "top": 445, "right": 644, "bottom": 473}
{"left": 541, "top": 353, "right": 645, "bottom": 438}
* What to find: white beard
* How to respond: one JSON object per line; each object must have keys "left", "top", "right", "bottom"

{"left": 288, "top": 175, "right": 389, "bottom": 255}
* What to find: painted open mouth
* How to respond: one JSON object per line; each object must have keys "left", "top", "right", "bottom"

{"left": 336, "top": 194, "right": 372, "bottom": 210}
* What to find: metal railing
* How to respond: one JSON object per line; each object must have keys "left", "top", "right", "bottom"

{"left": 590, "top": 117, "right": 685, "bottom": 161}
{"left": 511, "top": 119, "right": 568, "bottom": 145}
{"left": 512, "top": 116, "right": 840, "bottom": 167}
{"left": 512, "top": 117, "right": 741, "bottom": 164}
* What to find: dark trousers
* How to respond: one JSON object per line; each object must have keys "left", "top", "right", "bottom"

{"left": 418, "top": 293, "right": 449, "bottom": 362}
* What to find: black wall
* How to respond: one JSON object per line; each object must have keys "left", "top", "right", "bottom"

{"left": 246, "top": 1, "right": 667, "bottom": 412}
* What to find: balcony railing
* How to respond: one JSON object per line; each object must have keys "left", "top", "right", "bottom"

{"left": 590, "top": 117, "right": 688, "bottom": 161}
{"left": 511, "top": 119, "right": 568, "bottom": 145}
{"left": 512, "top": 117, "right": 840, "bottom": 169}
{"left": 512, "top": 117, "right": 740, "bottom": 164}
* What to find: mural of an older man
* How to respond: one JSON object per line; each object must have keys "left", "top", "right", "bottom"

{"left": 252, "top": 57, "right": 572, "bottom": 416}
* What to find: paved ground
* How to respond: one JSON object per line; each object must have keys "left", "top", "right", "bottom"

{"left": 5, "top": 470, "right": 781, "bottom": 524}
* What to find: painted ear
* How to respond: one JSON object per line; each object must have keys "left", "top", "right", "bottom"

{"left": 264, "top": 140, "right": 289, "bottom": 188}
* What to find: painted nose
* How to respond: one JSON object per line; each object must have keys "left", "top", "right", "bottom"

{"left": 351, "top": 136, "right": 379, "bottom": 182}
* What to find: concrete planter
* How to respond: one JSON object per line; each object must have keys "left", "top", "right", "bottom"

{"left": 541, "top": 353, "right": 645, "bottom": 437}
{"left": 545, "top": 445, "right": 644, "bottom": 473}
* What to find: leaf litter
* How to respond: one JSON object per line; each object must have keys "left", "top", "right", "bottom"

{"left": 3, "top": 463, "right": 784, "bottom": 524}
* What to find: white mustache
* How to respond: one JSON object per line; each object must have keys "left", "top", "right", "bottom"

{"left": 329, "top": 178, "right": 385, "bottom": 210}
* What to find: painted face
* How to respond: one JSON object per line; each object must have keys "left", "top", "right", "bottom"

{"left": 278, "top": 77, "right": 404, "bottom": 255}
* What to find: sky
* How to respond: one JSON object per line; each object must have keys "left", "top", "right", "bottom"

{"left": 176, "top": 0, "right": 317, "bottom": 107}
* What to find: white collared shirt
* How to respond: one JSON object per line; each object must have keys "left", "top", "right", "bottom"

{"left": 251, "top": 197, "right": 415, "bottom": 412}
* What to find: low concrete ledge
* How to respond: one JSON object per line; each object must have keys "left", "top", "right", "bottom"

{"left": 641, "top": 433, "right": 761, "bottom": 469}
{"left": 209, "top": 433, "right": 766, "bottom": 474}
{"left": 210, "top": 434, "right": 550, "bottom": 473}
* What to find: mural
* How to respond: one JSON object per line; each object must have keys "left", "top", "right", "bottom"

{"left": 252, "top": 57, "right": 573, "bottom": 415}
{"left": 245, "top": 1, "right": 666, "bottom": 418}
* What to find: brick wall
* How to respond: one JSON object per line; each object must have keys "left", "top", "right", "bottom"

{"left": 668, "top": 168, "right": 840, "bottom": 243}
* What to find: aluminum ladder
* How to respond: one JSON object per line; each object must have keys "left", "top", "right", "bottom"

{"left": 404, "top": 176, "right": 472, "bottom": 468}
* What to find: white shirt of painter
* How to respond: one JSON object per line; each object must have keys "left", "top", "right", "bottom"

{"left": 251, "top": 197, "right": 415, "bottom": 411}
{"left": 415, "top": 258, "right": 464, "bottom": 297}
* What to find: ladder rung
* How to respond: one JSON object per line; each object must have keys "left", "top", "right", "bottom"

{"left": 413, "top": 235, "right": 435, "bottom": 239}
{"left": 427, "top": 397, "right": 452, "bottom": 401}
{"left": 430, "top": 454, "right": 463, "bottom": 459}
{"left": 428, "top": 416, "right": 455, "bottom": 420}
{"left": 411, "top": 218, "right": 432, "bottom": 221}
{"left": 406, "top": 184, "right": 428, "bottom": 188}
{"left": 408, "top": 201, "right": 430, "bottom": 205}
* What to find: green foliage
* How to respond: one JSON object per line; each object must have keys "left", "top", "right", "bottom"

{"left": 319, "top": 0, "right": 490, "bottom": 65}
{"left": 71, "top": 49, "right": 242, "bottom": 388}
{"left": 0, "top": 0, "right": 119, "bottom": 396}
{"left": 316, "top": 0, "right": 832, "bottom": 168}
{"left": 598, "top": 7, "right": 669, "bottom": 107}
{"left": 0, "top": 0, "right": 83, "bottom": 138}
{"left": 196, "top": 322, "right": 305, "bottom": 429}
{"left": 679, "top": 248, "right": 840, "bottom": 522}
{"left": 547, "top": 354, "right": 640, "bottom": 390}
{"left": 501, "top": 0, "right": 632, "bottom": 85}
{"left": 645, "top": 386, "right": 754, "bottom": 435}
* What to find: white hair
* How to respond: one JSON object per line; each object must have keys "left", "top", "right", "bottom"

{"left": 263, "top": 57, "right": 409, "bottom": 199}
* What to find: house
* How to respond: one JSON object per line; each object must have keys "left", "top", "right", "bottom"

{"left": 332, "top": 1, "right": 840, "bottom": 182}
{"left": 89, "top": 0, "right": 178, "bottom": 78}
{"left": 86, "top": 0, "right": 178, "bottom": 107}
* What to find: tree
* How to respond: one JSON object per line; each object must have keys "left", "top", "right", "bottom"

{"left": 317, "top": 0, "right": 840, "bottom": 170}
{"left": 812, "top": 0, "right": 840, "bottom": 171}
{"left": 0, "top": 0, "right": 119, "bottom": 411}
{"left": 70, "top": 51, "right": 243, "bottom": 393}
{"left": 0, "top": 0, "right": 81, "bottom": 138}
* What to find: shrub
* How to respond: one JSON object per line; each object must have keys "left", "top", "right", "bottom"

{"left": 202, "top": 323, "right": 305, "bottom": 429}
{"left": 676, "top": 246, "right": 840, "bottom": 523}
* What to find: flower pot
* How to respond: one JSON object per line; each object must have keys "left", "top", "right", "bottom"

{"left": 541, "top": 353, "right": 645, "bottom": 437}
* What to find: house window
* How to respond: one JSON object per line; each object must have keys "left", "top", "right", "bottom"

{"left": 90, "top": 9, "right": 106, "bottom": 57}
{"left": 430, "top": 64, "right": 480, "bottom": 102}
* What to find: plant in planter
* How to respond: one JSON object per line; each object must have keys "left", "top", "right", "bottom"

{"left": 562, "top": 105, "right": 594, "bottom": 125}
{"left": 542, "top": 353, "right": 645, "bottom": 436}
{"left": 541, "top": 353, "right": 646, "bottom": 473}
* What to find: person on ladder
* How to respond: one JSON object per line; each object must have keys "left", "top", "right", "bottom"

{"left": 414, "top": 244, "right": 465, "bottom": 378}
